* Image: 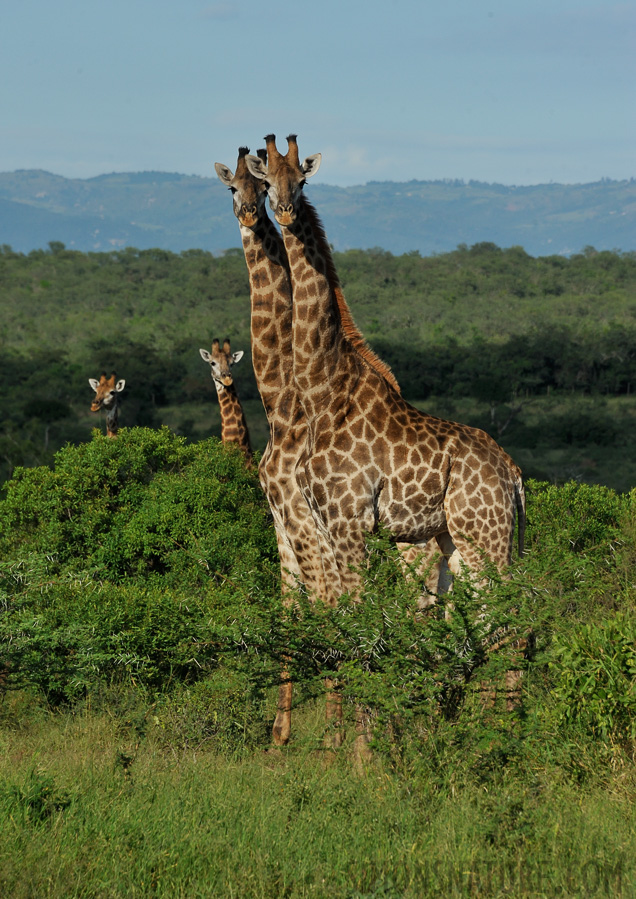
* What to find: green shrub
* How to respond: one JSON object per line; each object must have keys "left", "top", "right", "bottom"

{"left": 526, "top": 479, "right": 625, "bottom": 559}
{"left": 521, "top": 480, "right": 630, "bottom": 633}
{"left": 0, "top": 569, "right": 231, "bottom": 702}
{"left": 0, "top": 427, "right": 278, "bottom": 589}
{"left": 155, "top": 668, "right": 270, "bottom": 755}
{"left": 224, "top": 528, "right": 535, "bottom": 759}
{"left": 0, "top": 428, "right": 279, "bottom": 703}
{"left": 550, "top": 614, "right": 636, "bottom": 745}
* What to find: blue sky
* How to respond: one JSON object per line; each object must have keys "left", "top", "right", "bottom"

{"left": 1, "top": 0, "right": 634, "bottom": 186}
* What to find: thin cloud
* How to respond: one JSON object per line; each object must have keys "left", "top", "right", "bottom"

{"left": 198, "top": 4, "right": 239, "bottom": 21}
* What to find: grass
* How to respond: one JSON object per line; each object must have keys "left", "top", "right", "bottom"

{"left": 1, "top": 693, "right": 635, "bottom": 898}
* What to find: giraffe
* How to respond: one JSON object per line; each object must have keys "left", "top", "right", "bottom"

{"left": 200, "top": 338, "right": 252, "bottom": 464}
{"left": 89, "top": 373, "right": 125, "bottom": 437}
{"left": 214, "top": 148, "right": 425, "bottom": 747}
{"left": 215, "top": 148, "right": 349, "bottom": 746}
{"left": 246, "top": 135, "right": 526, "bottom": 717}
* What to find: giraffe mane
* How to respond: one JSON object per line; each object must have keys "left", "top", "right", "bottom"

{"left": 300, "top": 197, "right": 401, "bottom": 394}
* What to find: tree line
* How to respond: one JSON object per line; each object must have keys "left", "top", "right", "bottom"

{"left": 1, "top": 241, "right": 635, "bottom": 487}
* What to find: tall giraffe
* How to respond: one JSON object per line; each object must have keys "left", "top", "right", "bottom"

{"left": 215, "top": 148, "right": 351, "bottom": 746}
{"left": 215, "top": 148, "right": 435, "bottom": 748}
{"left": 246, "top": 135, "right": 525, "bottom": 597}
{"left": 89, "top": 373, "right": 125, "bottom": 437}
{"left": 200, "top": 338, "right": 253, "bottom": 465}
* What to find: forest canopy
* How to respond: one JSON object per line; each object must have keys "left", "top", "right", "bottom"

{"left": 1, "top": 241, "right": 635, "bottom": 489}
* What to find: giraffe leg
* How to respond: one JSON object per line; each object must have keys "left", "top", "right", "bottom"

{"left": 437, "top": 531, "right": 528, "bottom": 711}
{"left": 324, "top": 677, "right": 344, "bottom": 751}
{"left": 505, "top": 669, "right": 524, "bottom": 712}
{"left": 269, "top": 518, "right": 300, "bottom": 748}
{"left": 399, "top": 540, "right": 449, "bottom": 609}
{"left": 272, "top": 678, "right": 292, "bottom": 746}
{"left": 432, "top": 532, "right": 463, "bottom": 620}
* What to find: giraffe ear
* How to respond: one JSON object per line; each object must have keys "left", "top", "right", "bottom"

{"left": 245, "top": 155, "right": 268, "bottom": 180}
{"left": 89, "top": 378, "right": 99, "bottom": 392}
{"left": 199, "top": 348, "right": 212, "bottom": 363}
{"left": 232, "top": 350, "right": 244, "bottom": 365}
{"left": 214, "top": 162, "right": 234, "bottom": 186}
{"left": 115, "top": 379, "right": 126, "bottom": 392}
{"left": 301, "top": 153, "right": 321, "bottom": 179}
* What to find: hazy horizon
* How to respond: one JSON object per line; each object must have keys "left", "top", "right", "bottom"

{"left": 2, "top": 167, "right": 634, "bottom": 191}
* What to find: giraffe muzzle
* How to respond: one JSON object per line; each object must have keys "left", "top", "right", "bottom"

{"left": 240, "top": 205, "right": 258, "bottom": 228}
{"left": 276, "top": 204, "right": 295, "bottom": 226}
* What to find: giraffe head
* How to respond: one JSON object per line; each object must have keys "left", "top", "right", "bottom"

{"left": 214, "top": 147, "right": 270, "bottom": 229}
{"left": 89, "top": 373, "right": 125, "bottom": 412}
{"left": 199, "top": 338, "right": 244, "bottom": 392}
{"left": 246, "top": 134, "right": 321, "bottom": 226}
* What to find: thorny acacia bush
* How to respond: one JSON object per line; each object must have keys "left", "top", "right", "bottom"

{"left": 0, "top": 428, "right": 279, "bottom": 706}
{"left": 0, "top": 430, "right": 634, "bottom": 761}
{"left": 0, "top": 426, "right": 277, "bottom": 588}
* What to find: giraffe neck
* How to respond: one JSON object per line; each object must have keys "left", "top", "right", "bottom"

{"left": 106, "top": 403, "right": 119, "bottom": 438}
{"left": 239, "top": 219, "right": 294, "bottom": 413}
{"left": 284, "top": 200, "right": 348, "bottom": 407}
{"left": 282, "top": 196, "right": 398, "bottom": 418}
{"left": 216, "top": 382, "right": 252, "bottom": 462}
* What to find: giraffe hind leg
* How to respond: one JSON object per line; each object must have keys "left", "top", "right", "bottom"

{"left": 437, "top": 531, "right": 528, "bottom": 710}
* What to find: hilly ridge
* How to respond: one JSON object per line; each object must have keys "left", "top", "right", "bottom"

{"left": 0, "top": 169, "right": 634, "bottom": 257}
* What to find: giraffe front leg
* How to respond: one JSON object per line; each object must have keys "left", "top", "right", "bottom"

{"left": 273, "top": 678, "right": 292, "bottom": 746}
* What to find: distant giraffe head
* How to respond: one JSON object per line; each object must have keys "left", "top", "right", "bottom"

{"left": 89, "top": 373, "right": 125, "bottom": 438}
{"left": 199, "top": 338, "right": 244, "bottom": 393}
{"left": 246, "top": 134, "right": 321, "bottom": 226}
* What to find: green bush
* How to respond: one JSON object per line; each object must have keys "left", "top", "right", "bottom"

{"left": 526, "top": 479, "right": 625, "bottom": 559}
{"left": 0, "top": 428, "right": 279, "bottom": 702}
{"left": 222, "top": 528, "right": 535, "bottom": 759}
{"left": 0, "top": 427, "right": 277, "bottom": 588}
{"left": 550, "top": 614, "right": 636, "bottom": 745}
{"left": 521, "top": 480, "right": 629, "bottom": 631}
{"left": 0, "top": 571, "right": 227, "bottom": 702}
{"left": 1, "top": 441, "right": 634, "bottom": 776}
{"left": 155, "top": 668, "right": 270, "bottom": 755}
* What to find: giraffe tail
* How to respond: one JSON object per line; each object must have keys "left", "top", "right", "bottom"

{"left": 514, "top": 473, "right": 526, "bottom": 558}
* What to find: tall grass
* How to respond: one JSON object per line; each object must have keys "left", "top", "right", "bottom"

{"left": 1, "top": 696, "right": 634, "bottom": 898}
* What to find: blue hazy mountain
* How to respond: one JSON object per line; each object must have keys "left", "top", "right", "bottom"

{"left": 1, "top": 169, "right": 634, "bottom": 257}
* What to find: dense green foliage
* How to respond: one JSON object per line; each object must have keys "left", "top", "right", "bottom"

{"left": 1, "top": 241, "right": 636, "bottom": 488}
{"left": 0, "top": 429, "right": 278, "bottom": 704}
{"left": 2, "top": 232, "right": 635, "bottom": 895}
{"left": 0, "top": 431, "right": 635, "bottom": 896}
